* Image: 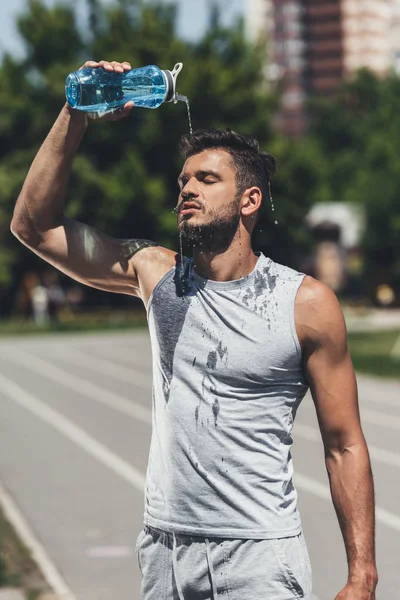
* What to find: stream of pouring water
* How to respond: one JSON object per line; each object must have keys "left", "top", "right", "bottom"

{"left": 175, "top": 94, "right": 193, "bottom": 134}
{"left": 179, "top": 231, "right": 184, "bottom": 275}
{"left": 174, "top": 94, "right": 193, "bottom": 288}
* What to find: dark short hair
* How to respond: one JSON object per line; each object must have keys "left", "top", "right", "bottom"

{"left": 179, "top": 128, "right": 277, "bottom": 201}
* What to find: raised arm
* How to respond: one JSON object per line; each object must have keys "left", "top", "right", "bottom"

{"left": 296, "top": 277, "right": 378, "bottom": 600}
{"left": 10, "top": 60, "right": 175, "bottom": 302}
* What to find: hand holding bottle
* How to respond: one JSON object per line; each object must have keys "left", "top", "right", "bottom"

{"left": 66, "top": 59, "right": 135, "bottom": 121}
{"left": 65, "top": 60, "right": 183, "bottom": 119}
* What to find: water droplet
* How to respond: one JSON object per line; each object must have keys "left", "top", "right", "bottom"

{"left": 268, "top": 181, "right": 278, "bottom": 226}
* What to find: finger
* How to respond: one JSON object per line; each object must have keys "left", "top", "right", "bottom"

{"left": 122, "top": 61, "right": 132, "bottom": 71}
{"left": 112, "top": 103, "right": 134, "bottom": 120}
{"left": 97, "top": 60, "right": 114, "bottom": 71}
{"left": 101, "top": 103, "right": 133, "bottom": 121}
{"left": 79, "top": 60, "right": 100, "bottom": 70}
{"left": 110, "top": 61, "right": 125, "bottom": 73}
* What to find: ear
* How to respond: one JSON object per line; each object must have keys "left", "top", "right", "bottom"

{"left": 241, "top": 187, "right": 262, "bottom": 218}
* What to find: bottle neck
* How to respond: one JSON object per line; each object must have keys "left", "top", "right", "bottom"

{"left": 162, "top": 70, "right": 175, "bottom": 103}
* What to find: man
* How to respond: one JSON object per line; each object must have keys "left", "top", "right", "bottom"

{"left": 11, "top": 60, "right": 377, "bottom": 600}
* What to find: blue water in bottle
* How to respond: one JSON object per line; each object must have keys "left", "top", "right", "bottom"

{"left": 65, "top": 63, "right": 183, "bottom": 116}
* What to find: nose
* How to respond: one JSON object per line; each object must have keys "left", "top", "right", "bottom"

{"left": 181, "top": 177, "right": 199, "bottom": 199}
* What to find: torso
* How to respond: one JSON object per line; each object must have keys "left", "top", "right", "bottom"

{"left": 143, "top": 253, "right": 310, "bottom": 537}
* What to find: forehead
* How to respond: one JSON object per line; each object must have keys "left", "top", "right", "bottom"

{"left": 181, "top": 149, "right": 234, "bottom": 176}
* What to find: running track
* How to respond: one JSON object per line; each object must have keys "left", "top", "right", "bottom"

{"left": 0, "top": 331, "right": 399, "bottom": 599}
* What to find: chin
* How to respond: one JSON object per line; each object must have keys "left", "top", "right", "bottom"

{"left": 179, "top": 215, "right": 204, "bottom": 228}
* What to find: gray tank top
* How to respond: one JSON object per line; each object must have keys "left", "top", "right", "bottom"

{"left": 145, "top": 253, "right": 309, "bottom": 539}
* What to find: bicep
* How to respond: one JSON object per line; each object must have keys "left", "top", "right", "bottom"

{"left": 32, "top": 217, "right": 153, "bottom": 296}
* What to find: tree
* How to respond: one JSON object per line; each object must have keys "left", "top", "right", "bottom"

{"left": 0, "top": 0, "right": 317, "bottom": 316}
{"left": 308, "top": 69, "right": 400, "bottom": 301}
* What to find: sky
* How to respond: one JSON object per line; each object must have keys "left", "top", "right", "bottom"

{"left": 0, "top": 0, "right": 245, "bottom": 58}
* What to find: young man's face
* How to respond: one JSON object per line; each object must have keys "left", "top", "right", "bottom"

{"left": 176, "top": 149, "right": 242, "bottom": 249}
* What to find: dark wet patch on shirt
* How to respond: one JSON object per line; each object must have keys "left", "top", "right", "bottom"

{"left": 217, "top": 341, "right": 228, "bottom": 360}
{"left": 212, "top": 398, "right": 220, "bottom": 427}
{"left": 207, "top": 351, "right": 218, "bottom": 369}
{"left": 254, "top": 271, "right": 268, "bottom": 298}
{"left": 151, "top": 257, "right": 193, "bottom": 404}
{"left": 263, "top": 267, "right": 277, "bottom": 292}
{"left": 242, "top": 287, "right": 254, "bottom": 307}
{"left": 174, "top": 256, "right": 192, "bottom": 296}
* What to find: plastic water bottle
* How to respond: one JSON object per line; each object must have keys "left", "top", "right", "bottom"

{"left": 65, "top": 63, "right": 183, "bottom": 116}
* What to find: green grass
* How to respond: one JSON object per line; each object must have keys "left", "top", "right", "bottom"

{"left": 0, "top": 504, "right": 49, "bottom": 597}
{"left": 348, "top": 330, "right": 400, "bottom": 379}
{"left": 0, "top": 309, "right": 147, "bottom": 336}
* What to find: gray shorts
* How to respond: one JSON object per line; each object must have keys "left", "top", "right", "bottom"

{"left": 136, "top": 526, "right": 312, "bottom": 599}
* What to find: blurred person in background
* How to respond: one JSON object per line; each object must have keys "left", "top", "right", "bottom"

{"left": 10, "top": 60, "right": 377, "bottom": 600}
{"left": 15, "top": 271, "right": 49, "bottom": 325}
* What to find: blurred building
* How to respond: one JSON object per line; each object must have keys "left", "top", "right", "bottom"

{"left": 246, "top": 0, "right": 400, "bottom": 136}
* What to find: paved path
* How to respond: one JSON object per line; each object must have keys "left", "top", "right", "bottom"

{"left": 0, "top": 331, "right": 399, "bottom": 600}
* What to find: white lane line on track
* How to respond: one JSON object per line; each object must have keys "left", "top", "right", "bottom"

{"left": 294, "top": 423, "right": 400, "bottom": 469}
{"left": 0, "top": 372, "right": 146, "bottom": 492}
{"left": 0, "top": 480, "right": 77, "bottom": 600}
{"left": 359, "top": 408, "right": 400, "bottom": 431}
{"left": 0, "top": 371, "right": 324, "bottom": 600}
{"left": 77, "top": 342, "right": 152, "bottom": 370}
{"left": 7, "top": 350, "right": 400, "bottom": 473}
{"left": 48, "top": 346, "right": 152, "bottom": 388}
{"left": 1, "top": 351, "right": 152, "bottom": 425}
{"left": 356, "top": 389, "right": 400, "bottom": 409}
{"left": 301, "top": 399, "right": 400, "bottom": 431}
{"left": 295, "top": 473, "right": 400, "bottom": 532}
{"left": 3, "top": 368, "right": 400, "bottom": 536}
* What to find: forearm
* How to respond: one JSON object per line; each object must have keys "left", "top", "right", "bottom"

{"left": 326, "top": 440, "right": 377, "bottom": 587}
{"left": 11, "top": 104, "right": 87, "bottom": 243}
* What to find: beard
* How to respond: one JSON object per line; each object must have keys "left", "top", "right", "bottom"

{"left": 179, "top": 197, "right": 241, "bottom": 253}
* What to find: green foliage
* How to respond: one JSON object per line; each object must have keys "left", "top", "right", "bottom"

{"left": 2, "top": 1, "right": 400, "bottom": 313}
{"left": 1, "top": 0, "right": 317, "bottom": 314}
{"left": 308, "top": 70, "right": 400, "bottom": 295}
{"left": 348, "top": 330, "right": 400, "bottom": 379}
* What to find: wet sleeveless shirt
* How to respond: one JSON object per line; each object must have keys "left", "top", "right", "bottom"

{"left": 145, "top": 253, "right": 309, "bottom": 539}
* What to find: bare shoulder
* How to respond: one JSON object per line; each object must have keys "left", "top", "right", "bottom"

{"left": 295, "top": 275, "right": 347, "bottom": 351}
{"left": 131, "top": 244, "right": 178, "bottom": 306}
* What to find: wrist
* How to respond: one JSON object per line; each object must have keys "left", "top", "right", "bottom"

{"left": 63, "top": 103, "right": 89, "bottom": 130}
{"left": 348, "top": 566, "right": 378, "bottom": 588}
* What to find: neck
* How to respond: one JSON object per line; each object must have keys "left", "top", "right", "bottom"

{"left": 191, "top": 230, "right": 258, "bottom": 281}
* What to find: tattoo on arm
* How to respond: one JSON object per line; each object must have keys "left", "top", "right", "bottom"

{"left": 120, "top": 239, "right": 159, "bottom": 260}
{"left": 118, "top": 239, "right": 160, "bottom": 273}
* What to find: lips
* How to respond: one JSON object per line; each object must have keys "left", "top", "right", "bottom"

{"left": 179, "top": 201, "right": 202, "bottom": 214}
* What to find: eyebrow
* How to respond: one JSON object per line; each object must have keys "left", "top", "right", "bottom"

{"left": 177, "top": 169, "right": 222, "bottom": 185}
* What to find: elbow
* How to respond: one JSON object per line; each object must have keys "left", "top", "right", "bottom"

{"left": 10, "top": 212, "right": 42, "bottom": 248}
{"left": 10, "top": 215, "right": 23, "bottom": 240}
{"left": 325, "top": 438, "right": 370, "bottom": 471}
{"left": 10, "top": 214, "right": 29, "bottom": 244}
